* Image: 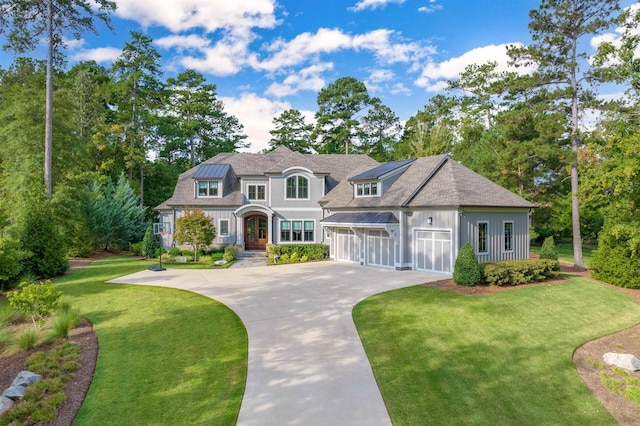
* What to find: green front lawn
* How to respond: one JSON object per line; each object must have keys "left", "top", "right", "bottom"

{"left": 530, "top": 242, "right": 596, "bottom": 267}
{"left": 354, "top": 277, "right": 640, "bottom": 425}
{"left": 54, "top": 256, "right": 247, "bottom": 425}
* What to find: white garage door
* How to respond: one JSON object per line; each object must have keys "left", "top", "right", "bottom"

{"left": 415, "top": 230, "right": 452, "bottom": 273}
{"left": 366, "top": 230, "right": 395, "bottom": 268}
{"left": 335, "top": 228, "right": 359, "bottom": 263}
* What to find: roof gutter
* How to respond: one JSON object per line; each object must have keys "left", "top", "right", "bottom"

{"left": 401, "top": 154, "right": 450, "bottom": 207}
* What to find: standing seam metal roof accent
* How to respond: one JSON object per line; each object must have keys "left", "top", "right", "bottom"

{"left": 192, "top": 164, "right": 230, "bottom": 179}
{"left": 350, "top": 159, "right": 415, "bottom": 181}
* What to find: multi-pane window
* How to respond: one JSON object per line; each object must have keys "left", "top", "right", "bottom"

{"left": 478, "top": 222, "right": 488, "bottom": 253}
{"left": 197, "top": 180, "right": 219, "bottom": 197}
{"left": 503, "top": 222, "right": 513, "bottom": 252}
{"left": 219, "top": 219, "right": 229, "bottom": 236}
{"left": 286, "top": 176, "right": 309, "bottom": 199}
{"left": 356, "top": 182, "right": 378, "bottom": 197}
{"left": 280, "top": 221, "right": 291, "bottom": 241}
{"left": 280, "top": 220, "right": 314, "bottom": 242}
{"left": 248, "top": 184, "right": 266, "bottom": 201}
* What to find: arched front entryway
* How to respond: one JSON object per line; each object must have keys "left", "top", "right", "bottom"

{"left": 244, "top": 213, "right": 268, "bottom": 250}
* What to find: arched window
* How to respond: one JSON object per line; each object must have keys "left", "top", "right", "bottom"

{"left": 286, "top": 175, "right": 309, "bottom": 199}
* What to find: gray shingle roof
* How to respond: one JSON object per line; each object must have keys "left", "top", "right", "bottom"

{"left": 320, "top": 155, "right": 536, "bottom": 209}
{"left": 320, "top": 212, "right": 399, "bottom": 225}
{"left": 155, "top": 146, "right": 378, "bottom": 210}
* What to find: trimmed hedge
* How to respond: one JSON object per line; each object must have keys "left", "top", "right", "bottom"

{"left": 480, "top": 259, "right": 560, "bottom": 286}
{"left": 539, "top": 236, "right": 558, "bottom": 261}
{"left": 267, "top": 244, "right": 329, "bottom": 264}
{"left": 223, "top": 245, "right": 238, "bottom": 262}
{"left": 453, "top": 243, "right": 481, "bottom": 286}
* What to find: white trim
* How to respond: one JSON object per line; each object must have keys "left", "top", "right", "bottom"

{"left": 195, "top": 180, "right": 222, "bottom": 198}
{"left": 477, "top": 221, "right": 489, "bottom": 254}
{"left": 282, "top": 166, "right": 314, "bottom": 174}
{"left": 284, "top": 174, "right": 311, "bottom": 201}
{"left": 247, "top": 184, "right": 267, "bottom": 201}
{"left": 278, "top": 218, "right": 316, "bottom": 243}
{"left": 218, "top": 219, "right": 230, "bottom": 236}
{"left": 502, "top": 220, "right": 514, "bottom": 253}
{"left": 354, "top": 181, "right": 382, "bottom": 198}
{"left": 276, "top": 207, "right": 322, "bottom": 212}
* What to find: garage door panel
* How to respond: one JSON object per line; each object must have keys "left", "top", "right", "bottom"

{"left": 416, "top": 230, "right": 452, "bottom": 273}
{"left": 367, "top": 229, "right": 395, "bottom": 268}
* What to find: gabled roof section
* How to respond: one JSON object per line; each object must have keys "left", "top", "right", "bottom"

{"left": 192, "top": 164, "right": 230, "bottom": 179}
{"left": 350, "top": 159, "right": 414, "bottom": 181}
{"left": 320, "top": 155, "right": 536, "bottom": 209}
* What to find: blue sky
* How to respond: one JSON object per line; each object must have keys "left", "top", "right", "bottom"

{"left": 1, "top": 0, "right": 636, "bottom": 152}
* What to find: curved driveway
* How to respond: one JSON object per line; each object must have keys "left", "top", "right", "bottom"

{"left": 110, "top": 262, "right": 446, "bottom": 425}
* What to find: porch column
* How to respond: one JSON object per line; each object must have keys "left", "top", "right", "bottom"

{"left": 267, "top": 212, "right": 274, "bottom": 244}
{"left": 236, "top": 215, "right": 244, "bottom": 245}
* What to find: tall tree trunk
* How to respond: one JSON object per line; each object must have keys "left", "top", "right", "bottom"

{"left": 44, "top": 0, "right": 54, "bottom": 199}
{"left": 140, "top": 164, "right": 144, "bottom": 209}
{"left": 128, "top": 79, "right": 138, "bottom": 180}
{"left": 570, "top": 40, "right": 585, "bottom": 271}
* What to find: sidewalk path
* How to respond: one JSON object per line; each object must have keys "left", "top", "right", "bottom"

{"left": 110, "top": 262, "right": 446, "bottom": 425}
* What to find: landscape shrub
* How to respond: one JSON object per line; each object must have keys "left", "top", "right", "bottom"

{"left": 7, "top": 280, "right": 62, "bottom": 330}
{"left": 267, "top": 244, "right": 329, "bottom": 263}
{"left": 539, "top": 236, "right": 558, "bottom": 261}
{"left": 168, "top": 247, "right": 182, "bottom": 257}
{"left": 142, "top": 226, "right": 159, "bottom": 259}
{"left": 18, "top": 202, "right": 69, "bottom": 279}
{"left": 591, "top": 215, "right": 640, "bottom": 289}
{"left": 223, "top": 245, "right": 238, "bottom": 262}
{"left": 480, "top": 259, "right": 559, "bottom": 286}
{"left": 0, "top": 235, "right": 30, "bottom": 290}
{"left": 130, "top": 242, "right": 143, "bottom": 256}
{"left": 453, "top": 243, "right": 481, "bottom": 286}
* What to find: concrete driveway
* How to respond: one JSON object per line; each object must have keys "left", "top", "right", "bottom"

{"left": 110, "top": 262, "right": 446, "bottom": 425}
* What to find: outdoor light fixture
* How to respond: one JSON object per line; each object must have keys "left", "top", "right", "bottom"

{"left": 427, "top": 216, "right": 433, "bottom": 225}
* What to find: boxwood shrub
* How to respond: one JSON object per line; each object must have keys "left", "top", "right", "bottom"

{"left": 480, "top": 259, "right": 560, "bottom": 286}
{"left": 267, "top": 244, "right": 329, "bottom": 264}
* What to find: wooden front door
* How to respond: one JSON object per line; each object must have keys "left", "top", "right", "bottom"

{"left": 244, "top": 214, "right": 267, "bottom": 250}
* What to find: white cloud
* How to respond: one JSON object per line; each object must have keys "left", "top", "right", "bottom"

{"left": 368, "top": 69, "right": 394, "bottom": 82}
{"left": 70, "top": 47, "right": 122, "bottom": 63}
{"left": 415, "top": 43, "right": 534, "bottom": 91}
{"left": 418, "top": 4, "right": 442, "bottom": 13}
{"left": 155, "top": 34, "right": 211, "bottom": 51}
{"left": 179, "top": 33, "right": 253, "bottom": 76}
{"left": 390, "top": 82, "right": 412, "bottom": 95}
{"left": 265, "top": 63, "right": 333, "bottom": 97}
{"left": 255, "top": 28, "right": 431, "bottom": 73}
{"left": 63, "top": 37, "right": 86, "bottom": 49}
{"left": 221, "top": 93, "right": 297, "bottom": 153}
{"left": 349, "top": 0, "right": 405, "bottom": 12}
{"left": 114, "top": 0, "right": 278, "bottom": 35}
{"left": 590, "top": 3, "right": 640, "bottom": 64}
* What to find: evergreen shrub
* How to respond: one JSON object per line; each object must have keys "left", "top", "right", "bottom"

{"left": 267, "top": 244, "right": 329, "bottom": 263}
{"left": 142, "top": 226, "right": 159, "bottom": 259}
{"left": 453, "top": 243, "right": 481, "bottom": 286}
{"left": 539, "top": 236, "right": 558, "bottom": 261}
{"left": 223, "top": 246, "right": 238, "bottom": 262}
{"left": 480, "top": 259, "right": 559, "bottom": 286}
{"left": 591, "top": 216, "right": 640, "bottom": 289}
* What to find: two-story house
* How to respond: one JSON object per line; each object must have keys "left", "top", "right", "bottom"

{"left": 156, "top": 146, "right": 535, "bottom": 273}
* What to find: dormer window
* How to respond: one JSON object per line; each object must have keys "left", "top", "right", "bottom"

{"left": 197, "top": 180, "right": 220, "bottom": 197}
{"left": 356, "top": 182, "right": 378, "bottom": 197}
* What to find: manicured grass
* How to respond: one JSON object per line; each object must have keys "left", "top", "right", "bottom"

{"left": 54, "top": 256, "right": 247, "bottom": 425}
{"left": 530, "top": 242, "right": 596, "bottom": 267}
{"left": 354, "top": 277, "right": 640, "bottom": 425}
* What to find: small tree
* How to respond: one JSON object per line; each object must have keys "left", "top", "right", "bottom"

{"left": 8, "top": 280, "right": 61, "bottom": 330}
{"left": 141, "top": 226, "right": 159, "bottom": 259}
{"left": 173, "top": 210, "right": 215, "bottom": 261}
{"left": 0, "top": 235, "right": 30, "bottom": 291}
{"left": 453, "top": 243, "right": 481, "bottom": 286}
{"left": 539, "top": 236, "right": 558, "bottom": 261}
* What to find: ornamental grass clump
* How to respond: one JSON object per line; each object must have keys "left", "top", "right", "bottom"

{"left": 453, "top": 243, "right": 481, "bottom": 286}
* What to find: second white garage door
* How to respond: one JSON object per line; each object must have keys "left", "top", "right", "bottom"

{"left": 335, "top": 228, "right": 359, "bottom": 263}
{"left": 415, "top": 230, "right": 452, "bottom": 273}
{"left": 366, "top": 230, "right": 395, "bottom": 268}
